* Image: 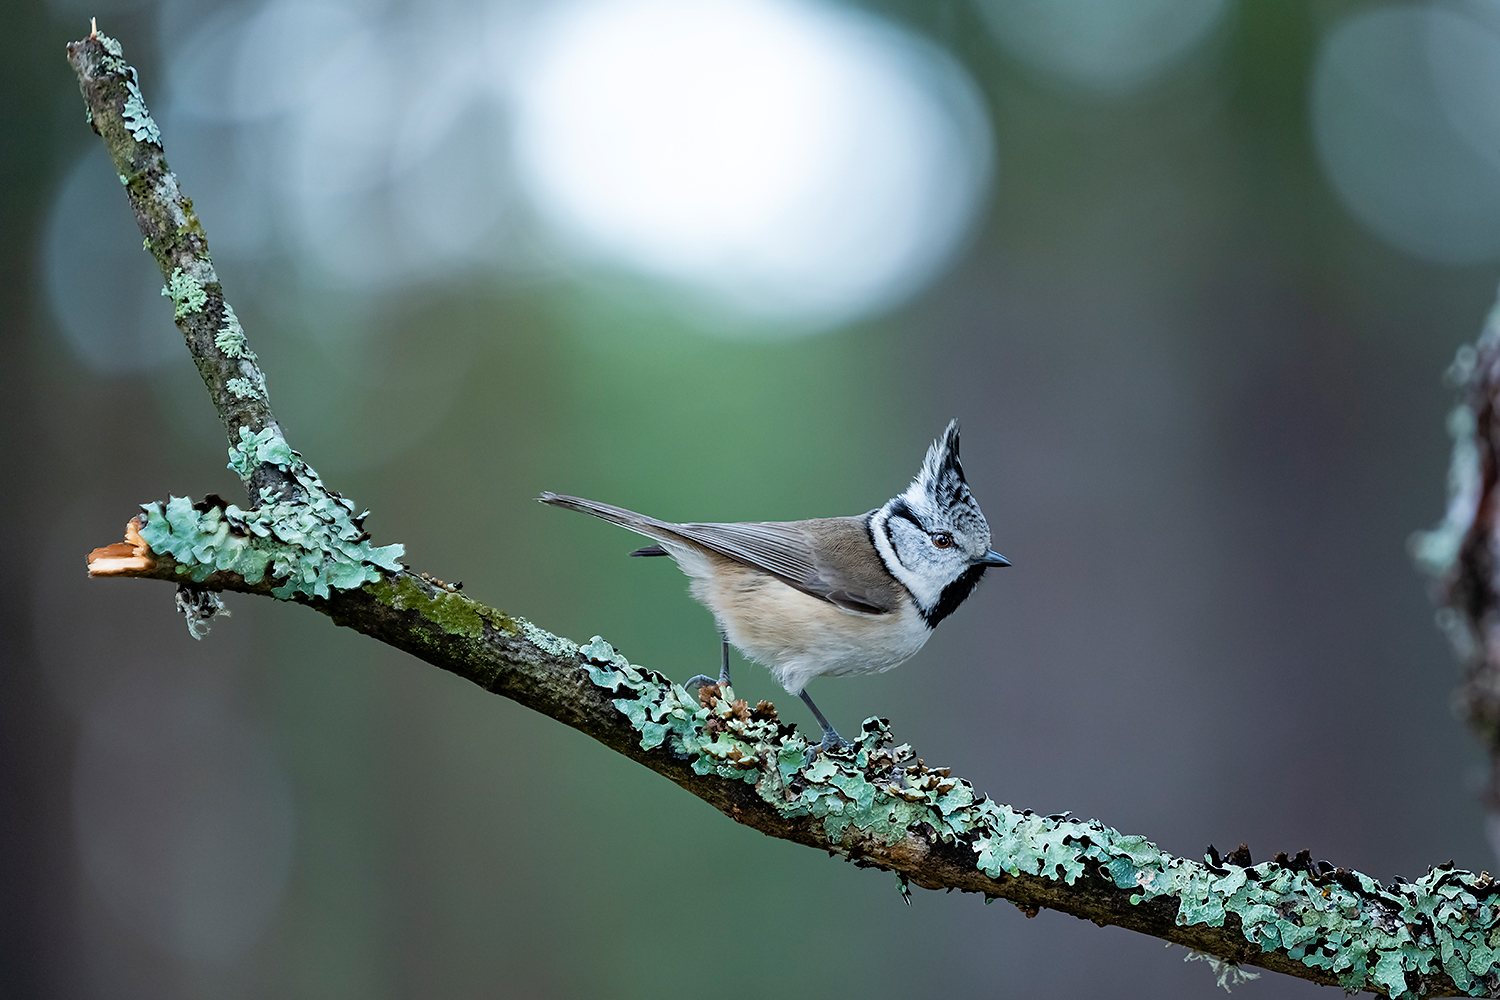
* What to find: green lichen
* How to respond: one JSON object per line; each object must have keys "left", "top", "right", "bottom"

{"left": 121, "top": 88, "right": 160, "bottom": 144}
{"left": 92, "top": 31, "right": 161, "bottom": 146}
{"left": 1180, "top": 947, "right": 1261, "bottom": 991}
{"left": 560, "top": 635, "right": 1500, "bottom": 999}
{"left": 161, "top": 266, "right": 208, "bottom": 319}
{"left": 369, "top": 575, "right": 517, "bottom": 640}
{"left": 137, "top": 425, "right": 403, "bottom": 601}
{"left": 138, "top": 494, "right": 404, "bottom": 600}
{"left": 217, "top": 309, "right": 265, "bottom": 399}
{"left": 521, "top": 620, "right": 579, "bottom": 658}
{"left": 85, "top": 33, "right": 398, "bottom": 604}
{"left": 227, "top": 425, "right": 295, "bottom": 482}
{"left": 215, "top": 304, "right": 250, "bottom": 358}
{"left": 977, "top": 814, "right": 1500, "bottom": 997}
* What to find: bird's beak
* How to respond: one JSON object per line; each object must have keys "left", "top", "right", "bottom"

{"left": 980, "top": 549, "right": 1011, "bottom": 567}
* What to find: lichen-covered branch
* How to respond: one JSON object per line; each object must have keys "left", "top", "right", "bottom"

{"left": 67, "top": 29, "right": 406, "bottom": 595}
{"left": 1415, "top": 293, "right": 1500, "bottom": 841}
{"left": 71, "top": 29, "right": 1500, "bottom": 1000}
{"left": 66, "top": 28, "right": 290, "bottom": 504}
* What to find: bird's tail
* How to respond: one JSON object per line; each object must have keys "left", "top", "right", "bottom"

{"left": 538, "top": 492, "right": 680, "bottom": 545}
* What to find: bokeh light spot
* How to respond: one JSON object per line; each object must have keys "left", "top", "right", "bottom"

{"left": 511, "top": 0, "right": 993, "bottom": 330}
{"left": 1312, "top": 4, "right": 1500, "bottom": 264}
{"left": 974, "top": 0, "right": 1232, "bottom": 95}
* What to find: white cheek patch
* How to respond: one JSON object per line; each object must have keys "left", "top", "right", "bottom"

{"left": 870, "top": 507, "right": 946, "bottom": 611}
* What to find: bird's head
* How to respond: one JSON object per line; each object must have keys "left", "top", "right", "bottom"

{"left": 870, "top": 420, "right": 1009, "bottom": 626}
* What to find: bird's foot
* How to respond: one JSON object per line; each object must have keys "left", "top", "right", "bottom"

{"left": 803, "top": 727, "right": 853, "bottom": 767}
{"left": 685, "top": 654, "right": 732, "bottom": 705}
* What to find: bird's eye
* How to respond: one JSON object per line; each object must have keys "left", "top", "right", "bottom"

{"left": 931, "top": 532, "right": 954, "bottom": 549}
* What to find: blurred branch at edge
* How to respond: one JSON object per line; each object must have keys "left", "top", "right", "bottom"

{"left": 1418, "top": 295, "right": 1500, "bottom": 856}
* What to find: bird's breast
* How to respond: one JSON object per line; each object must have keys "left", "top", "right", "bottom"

{"left": 686, "top": 558, "right": 931, "bottom": 694}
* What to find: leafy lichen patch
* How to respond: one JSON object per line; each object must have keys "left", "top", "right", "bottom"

{"left": 227, "top": 425, "right": 294, "bottom": 483}
{"left": 139, "top": 429, "right": 404, "bottom": 601}
{"left": 121, "top": 87, "right": 160, "bottom": 145}
{"left": 91, "top": 30, "right": 161, "bottom": 146}
{"left": 160, "top": 266, "right": 208, "bottom": 319}
{"left": 215, "top": 303, "right": 249, "bottom": 358}
{"left": 138, "top": 494, "right": 404, "bottom": 600}
{"left": 226, "top": 377, "right": 261, "bottom": 399}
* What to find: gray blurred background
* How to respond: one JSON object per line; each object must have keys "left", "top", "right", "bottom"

{"left": 4, "top": 0, "right": 1499, "bottom": 996}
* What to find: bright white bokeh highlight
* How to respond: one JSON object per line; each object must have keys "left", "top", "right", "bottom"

{"left": 1312, "top": 3, "right": 1500, "bottom": 264}
{"left": 511, "top": 0, "right": 993, "bottom": 327}
{"left": 974, "top": 0, "right": 1232, "bottom": 95}
{"left": 43, "top": 0, "right": 993, "bottom": 371}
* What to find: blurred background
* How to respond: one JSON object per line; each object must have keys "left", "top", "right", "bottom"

{"left": 4, "top": 0, "right": 1499, "bottom": 995}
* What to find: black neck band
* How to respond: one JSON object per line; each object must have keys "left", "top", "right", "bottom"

{"left": 921, "top": 563, "right": 987, "bottom": 628}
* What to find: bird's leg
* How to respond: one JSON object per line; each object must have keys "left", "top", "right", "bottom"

{"left": 799, "top": 689, "right": 851, "bottom": 763}
{"left": 684, "top": 634, "right": 732, "bottom": 696}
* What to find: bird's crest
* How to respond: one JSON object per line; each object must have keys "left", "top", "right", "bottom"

{"left": 913, "top": 420, "right": 971, "bottom": 513}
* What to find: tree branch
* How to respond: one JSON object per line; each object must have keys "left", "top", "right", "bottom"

{"left": 1416, "top": 299, "right": 1500, "bottom": 846}
{"left": 66, "top": 22, "right": 291, "bottom": 505}
{"left": 70, "top": 29, "right": 1500, "bottom": 999}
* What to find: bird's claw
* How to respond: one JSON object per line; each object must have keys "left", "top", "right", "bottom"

{"left": 684, "top": 674, "right": 732, "bottom": 706}
{"left": 803, "top": 729, "right": 853, "bottom": 767}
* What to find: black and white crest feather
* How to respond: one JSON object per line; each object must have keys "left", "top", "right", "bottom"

{"left": 921, "top": 420, "right": 968, "bottom": 496}
{"left": 906, "top": 420, "right": 986, "bottom": 539}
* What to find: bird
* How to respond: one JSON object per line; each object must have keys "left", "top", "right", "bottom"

{"left": 539, "top": 420, "right": 1009, "bottom": 756}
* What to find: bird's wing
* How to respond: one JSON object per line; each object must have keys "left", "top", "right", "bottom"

{"left": 671, "top": 517, "right": 901, "bottom": 615}
{"left": 539, "top": 494, "right": 901, "bottom": 615}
